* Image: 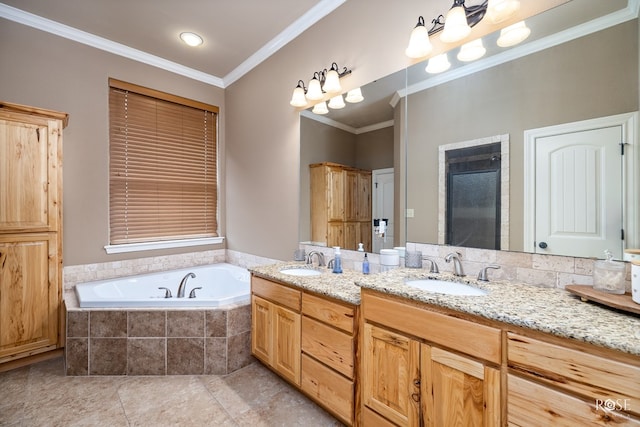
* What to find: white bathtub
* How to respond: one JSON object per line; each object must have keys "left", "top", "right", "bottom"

{"left": 75, "top": 263, "right": 250, "bottom": 308}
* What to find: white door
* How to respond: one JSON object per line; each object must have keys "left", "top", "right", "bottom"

{"left": 372, "top": 168, "right": 394, "bottom": 253}
{"left": 533, "top": 126, "right": 623, "bottom": 258}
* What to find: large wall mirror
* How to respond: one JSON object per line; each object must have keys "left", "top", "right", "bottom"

{"left": 300, "top": 0, "right": 639, "bottom": 259}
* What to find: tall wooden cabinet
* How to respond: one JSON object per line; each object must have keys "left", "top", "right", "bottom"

{"left": 0, "top": 101, "right": 67, "bottom": 367}
{"left": 310, "top": 162, "right": 372, "bottom": 252}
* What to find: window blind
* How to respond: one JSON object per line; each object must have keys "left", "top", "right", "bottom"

{"left": 108, "top": 79, "right": 219, "bottom": 244}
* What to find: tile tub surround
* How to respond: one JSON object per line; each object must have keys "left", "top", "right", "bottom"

{"left": 65, "top": 302, "right": 253, "bottom": 376}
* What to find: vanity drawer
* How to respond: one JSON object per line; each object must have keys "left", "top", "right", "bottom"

{"left": 301, "top": 316, "right": 354, "bottom": 378}
{"left": 301, "top": 354, "right": 353, "bottom": 425}
{"left": 302, "top": 292, "right": 355, "bottom": 334}
{"left": 251, "top": 276, "right": 301, "bottom": 311}
{"left": 507, "top": 332, "right": 640, "bottom": 416}
{"left": 508, "top": 374, "right": 640, "bottom": 426}
{"left": 362, "top": 291, "right": 501, "bottom": 364}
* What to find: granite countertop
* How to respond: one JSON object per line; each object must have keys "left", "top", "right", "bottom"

{"left": 249, "top": 262, "right": 362, "bottom": 305}
{"left": 249, "top": 262, "right": 640, "bottom": 356}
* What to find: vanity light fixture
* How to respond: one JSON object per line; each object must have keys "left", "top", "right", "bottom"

{"left": 405, "top": 0, "right": 521, "bottom": 59}
{"left": 179, "top": 32, "right": 203, "bottom": 47}
{"left": 496, "top": 21, "right": 531, "bottom": 47}
{"left": 289, "top": 62, "right": 352, "bottom": 107}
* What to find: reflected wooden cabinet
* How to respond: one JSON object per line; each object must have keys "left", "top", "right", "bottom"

{"left": 361, "top": 289, "right": 501, "bottom": 427}
{"left": 310, "top": 162, "right": 371, "bottom": 252}
{"left": 0, "top": 102, "right": 67, "bottom": 367}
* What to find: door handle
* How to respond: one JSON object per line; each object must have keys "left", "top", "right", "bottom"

{"left": 538, "top": 242, "right": 548, "bottom": 249}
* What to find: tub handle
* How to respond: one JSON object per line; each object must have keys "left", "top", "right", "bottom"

{"left": 189, "top": 287, "right": 202, "bottom": 298}
{"left": 158, "top": 287, "right": 173, "bottom": 298}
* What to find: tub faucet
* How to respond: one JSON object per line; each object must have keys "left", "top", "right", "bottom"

{"left": 306, "top": 251, "right": 325, "bottom": 267}
{"left": 177, "top": 272, "right": 196, "bottom": 298}
{"left": 445, "top": 252, "right": 465, "bottom": 277}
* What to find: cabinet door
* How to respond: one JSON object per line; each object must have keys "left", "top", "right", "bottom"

{"left": 345, "top": 170, "right": 359, "bottom": 221}
{"left": 251, "top": 295, "right": 273, "bottom": 364}
{"left": 0, "top": 234, "right": 59, "bottom": 361}
{"left": 363, "top": 323, "right": 421, "bottom": 426}
{"left": 327, "top": 222, "right": 344, "bottom": 248}
{"left": 0, "top": 116, "right": 59, "bottom": 232}
{"left": 422, "top": 345, "right": 501, "bottom": 427}
{"left": 360, "top": 221, "right": 372, "bottom": 252}
{"left": 357, "top": 172, "right": 372, "bottom": 221}
{"left": 327, "top": 166, "right": 345, "bottom": 221}
{"left": 273, "top": 304, "right": 301, "bottom": 386}
{"left": 344, "top": 222, "right": 358, "bottom": 251}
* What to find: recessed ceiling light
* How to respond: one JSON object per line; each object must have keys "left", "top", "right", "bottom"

{"left": 180, "top": 32, "right": 203, "bottom": 47}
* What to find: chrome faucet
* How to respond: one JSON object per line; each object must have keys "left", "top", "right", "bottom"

{"left": 423, "top": 257, "right": 440, "bottom": 274}
{"left": 177, "top": 272, "right": 196, "bottom": 298}
{"left": 477, "top": 264, "right": 501, "bottom": 282}
{"left": 306, "top": 251, "right": 325, "bottom": 267}
{"left": 445, "top": 252, "right": 464, "bottom": 277}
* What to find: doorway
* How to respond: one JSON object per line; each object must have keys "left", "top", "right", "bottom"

{"left": 372, "top": 168, "right": 394, "bottom": 253}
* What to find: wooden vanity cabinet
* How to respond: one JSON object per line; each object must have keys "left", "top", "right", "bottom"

{"left": 0, "top": 102, "right": 67, "bottom": 368}
{"left": 251, "top": 275, "right": 360, "bottom": 425}
{"left": 361, "top": 289, "right": 501, "bottom": 427}
{"left": 507, "top": 332, "right": 640, "bottom": 425}
{"left": 251, "top": 276, "right": 301, "bottom": 385}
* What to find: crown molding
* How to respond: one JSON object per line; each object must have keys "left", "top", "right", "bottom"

{"left": 222, "top": 0, "right": 347, "bottom": 87}
{"left": 301, "top": 110, "right": 394, "bottom": 135}
{"left": 0, "top": 0, "right": 347, "bottom": 88}
{"left": 0, "top": 3, "right": 225, "bottom": 87}
{"left": 400, "top": 0, "right": 639, "bottom": 98}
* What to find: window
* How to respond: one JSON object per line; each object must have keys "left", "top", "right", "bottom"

{"left": 108, "top": 78, "right": 219, "bottom": 247}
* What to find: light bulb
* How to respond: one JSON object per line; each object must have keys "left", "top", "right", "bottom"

{"left": 425, "top": 53, "right": 451, "bottom": 74}
{"left": 306, "top": 76, "right": 324, "bottom": 101}
{"left": 440, "top": 6, "right": 471, "bottom": 43}
{"left": 289, "top": 85, "right": 307, "bottom": 108}
{"left": 345, "top": 88, "right": 364, "bottom": 103}
{"left": 457, "top": 39, "right": 486, "bottom": 62}
{"left": 312, "top": 101, "right": 329, "bottom": 115}
{"left": 179, "top": 32, "right": 203, "bottom": 47}
{"left": 497, "top": 21, "right": 531, "bottom": 47}
{"left": 322, "top": 69, "right": 342, "bottom": 93}
{"left": 405, "top": 22, "right": 433, "bottom": 58}
{"left": 328, "top": 95, "right": 345, "bottom": 109}
{"left": 487, "top": 0, "right": 520, "bottom": 24}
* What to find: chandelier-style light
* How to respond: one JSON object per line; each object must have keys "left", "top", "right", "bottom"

{"left": 289, "top": 62, "right": 352, "bottom": 107}
{"left": 405, "top": 0, "right": 527, "bottom": 73}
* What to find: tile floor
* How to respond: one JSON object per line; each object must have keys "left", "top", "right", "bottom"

{"left": 0, "top": 357, "right": 342, "bottom": 426}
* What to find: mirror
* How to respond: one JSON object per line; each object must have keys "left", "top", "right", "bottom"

{"left": 300, "top": 0, "right": 638, "bottom": 258}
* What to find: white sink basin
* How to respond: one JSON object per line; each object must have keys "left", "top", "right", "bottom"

{"left": 280, "top": 268, "right": 322, "bottom": 277}
{"left": 405, "top": 279, "right": 488, "bottom": 296}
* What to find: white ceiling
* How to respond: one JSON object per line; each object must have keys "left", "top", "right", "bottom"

{"left": 0, "top": 0, "right": 345, "bottom": 87}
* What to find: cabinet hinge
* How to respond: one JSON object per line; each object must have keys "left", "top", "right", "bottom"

{"left": 621, "top": 141, "right": 627, "bottom": 155}
{"left": 621, "top": 229, "right": 625, "bottom": 240}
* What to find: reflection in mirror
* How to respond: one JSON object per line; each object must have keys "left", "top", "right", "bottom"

{"left": 404, "top": 0, "right": 638, "bottom": 259}
{"left": 299, "top": 0, "right": 638, "bottom": 259}
{"left": 299, "top": 69, "right": 405, "bottom": 253}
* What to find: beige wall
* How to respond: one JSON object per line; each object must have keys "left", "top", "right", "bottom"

{"left": 405, "top": 21, "right": 639, "bottom": 250}
{"left": 0, "top": 19, "right": 226, "bottom": 266}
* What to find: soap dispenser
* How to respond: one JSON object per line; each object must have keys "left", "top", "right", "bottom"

{"left": 332, "top": 246, "right": 343, "bottom": 274}
{"left": 362, "top": 253, "right": 370, "bottom": 274}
